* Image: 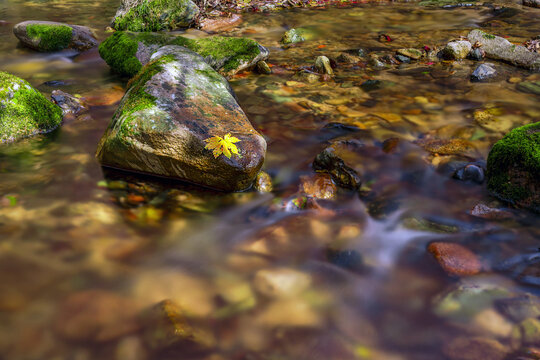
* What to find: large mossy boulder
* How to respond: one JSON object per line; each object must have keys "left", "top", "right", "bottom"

{"left": 99, "top": 31, "right": 269, "bottom": 78}
{"left": 468, "top": 30, "right": 540, "bottom": 71}
{"left": 13, "top": 21, "right": 97, "bottom": 52}
{"left": 0, "top": 71, "right": 63, "bottom": 143}
{"left": 111, "top": 0, "right": 199, "bottom": 32}
{"left": 96, "top": 45, "right": 266, "bottom": 191}
{"left": 487, "top": 122, "right": 540, "bottom": 212}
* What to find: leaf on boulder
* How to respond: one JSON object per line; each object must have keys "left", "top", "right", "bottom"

{"left": 205, "top": 133, "right": 241, "bottom": 159}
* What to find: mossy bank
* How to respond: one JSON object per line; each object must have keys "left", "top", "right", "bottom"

{"left": 13, "top": 21, "right": 97, "bottom": 52}
{"left": 487, "top": 122, "right": 540, "bottom": 212}
{"left": 99, "top": 31, "right": 269, "bottom": 77}
{"left": 0, "top": 72, "right": 63, "bottom": 143}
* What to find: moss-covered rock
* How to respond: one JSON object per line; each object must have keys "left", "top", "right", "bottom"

{"left": 96, "top": 45, "right": 266, "bottom": 191}
{"left": 487, "top": 122, "right": 540, "bottom": 212}
{"left": 111, "top": 0, "right": 199, "bottom": 32}
{"left": 0, "top": 72, "right": 63, "bottom": 143}
{"left": 13, "top": 21, "right": 97, "bottom": 52}
{"left": 99, "top": 31, "right": 269, "bottom": 77}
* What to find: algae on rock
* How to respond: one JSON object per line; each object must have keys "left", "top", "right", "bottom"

{"left": 0, "top": 72, "right": 63, "bottom": 143}
{"left": 13, "top": 21, "right": 97, "bottom": 52}
{"left": 99, "top": 31, "right": 269, "bottom": 77}
{"left": 111, "top": 0, "right": 199, "bottom": 32}
{"left": 487, "top": 122, "right": 540, "bottom": 213}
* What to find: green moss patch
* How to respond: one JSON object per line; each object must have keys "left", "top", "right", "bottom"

{"left": 100, "top": 31, "right": 264, "bottom": 77}
{"left": 0, "top": 72, "right": 63, "bottom": 143}
{"left": 26, "top": 23, "right": 73, "bottom": 51}
{"left": 112, "top": 0, "right": 199, "bottom": 32}
{"left": 487, "top": 122, "right": 540, "bottom": 211}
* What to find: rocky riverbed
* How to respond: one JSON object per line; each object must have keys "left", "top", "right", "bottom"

{"left": 0, "top": 0, "right": 539, "bottom": 359}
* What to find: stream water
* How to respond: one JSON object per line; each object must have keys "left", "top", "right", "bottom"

{"left": 0, "top": 0, "right": 540, "bottom": 359}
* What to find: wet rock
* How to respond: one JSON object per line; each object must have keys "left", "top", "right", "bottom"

{"left": 427, "top": 242, "right": 482, "bottom": 276}
{"left": 0, "top": 71, "right": 63, "bottom": 143}
{"left": 314, "top": 56, "right": 333, "bottom": 75}
{"left": 486, "top": 122, "right": 540, "bottom": 212}
{"left": 111, "top": 0, "right": 199, "bottom": 31}
{"left": 115, "top": 336, "right": 147, "bottom": 360}
{"left": 280, "top": 28, "right": 313, "bottom": 45}
{"left": 468, "top": 47, "right": 486, "bottom": 61}
{"left": 54, "top": 290, "right": 141, "bottom": 343}
{"left": 471, "top": 63, "right": 497, "bottom": 82}
{"left": 326, "top": 248, "right": 364, "bottom": 272}
{"left": 514, "top": 318, "right": 540, "bottom": 347}
{"left": 300, "top": 173, "right": 337, "bottom": 199}
{"left": 50, "top": 90, "right": 88, "bottom": 117}
{"left": 13, "top": 20, "right": 97, "bottom": 52}
{"left": 517, "top": 81, "right": 540, "bottom": 95}
{"left": 442, "top": 337, "right": 507, "bottom": 360}
{"left": 255, "top": 60, "right": 272, "bottom": 75}
{"left": 453, "top": 163, "right": 485, "bottom": 184}
{"left": 360, "top": 79, "right": 395, "bottom": 92}
{"left": 199, "top": 13, "right": 242, "bottom": 32}
{"left": 255, "top": 298, "right": 323, "bottom": 328}
{"left": 442, "top": 40, "right": 472, "bottom": 60}
{"left": 523, "top": 0, "right": 540, "bottom": 8}
{"left": 337, "top": 52, "right": 360, "bottom": 64}
{"left": 368, "top": 54, "right": 386, "bottom": 70}
{"left": 415, "top": 138, "right": 475, "bottom": 156}
{"left": 253, "top": 268, "right": 312, "bottom": 298}
{"left": 395, "top": 54, "right": 411, "bottom": 63}
{"left": 396, "top": 48, "right": 423, "bottom": 60}
{"left": 99, "top": 31, "right": 269, "bottom": 77}
{"left": 470, "top": 203, "right": 513, "bottom": 220}
{"left": 468, "top": 30, "right": 540, "bottom": 71}
{"left": 312, "top": 141, "right": 362, "bottom": 190}
{"left": 496, "top": 294, "right": 540, "bottom": 322}
{"left": 253, "top": 171, "right": 272, "bottom": 192}
{"left": 433, "top": 278, "right": 512, "bottom": 321}
{"left": 96, "top": 46, "right": 266, "bottom": 192}
{"left": 140, "top": 300, "right": 214, "bottom": 353}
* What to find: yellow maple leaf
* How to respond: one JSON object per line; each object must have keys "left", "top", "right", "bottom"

{"left": 204, "top": 133, "right": 241, "bottom": 159}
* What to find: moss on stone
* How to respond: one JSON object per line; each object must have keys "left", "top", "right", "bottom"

{"left": 487, "top": 122, "right": 540, "bottom": 210}
{"left": 100, "top": 32, "right": 264, "bottom": 77}
{"left": 26, "top": 23, "right": 73, "bottom": 51}
{"left": 112, "top": 0, "right": 199, "bottom": 32}
{"left": 179, "top": 36, "right": 262, "bottom": 73}
{"left": 0, "top": 72, "right": 63, "bottom": 143}
{"left": 99, "top": 31, "right": 172, "bottom": 77}
{"left": 110, "top": 54, "right": 175, "bottom": 142}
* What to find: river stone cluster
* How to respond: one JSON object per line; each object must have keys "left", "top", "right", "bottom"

{"left": 96, "top": 46, "right": 266, "bottom": 191}
{"left": 0, "top": 71, "right": 63, "bottom": 143}
{"left": 13, "top": 21, "right": 97, "bottom": 52}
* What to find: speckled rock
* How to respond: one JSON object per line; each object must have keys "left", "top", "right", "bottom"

{"left": 280, "top": 28, "right": 315, "bottom": 45}
{"left": 523, "top": 0, "right": 540, "bottom": 8}
{"left": 486, "top": 122, "right": 540, "bottom": 212}
{"left": 96, "top": 46, "right": 266, "bottom": 192}
{"left": 0, "top": 71, "right": 62, "bottom": 143}
{"left": 442, "top": 40, "right": 472, "bottom": 60}
{"left": 13, "top": 20, "right": 97, "bottom": 52}
{"left": 98, "top": 31, "right": 269, "bottom": 77}
{"left": 314, "top": 55, "right": 333, "bottom": 75}
{"left": 468, "top": 30, "right": 540, "bottom": 71}
{"left": 111, "top": 0, "right": 199, "bottom": 31}
{"left": 428, "top": 242, "right": 482, "bottom": 276}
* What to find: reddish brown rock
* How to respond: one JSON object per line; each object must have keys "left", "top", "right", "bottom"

{"left": 427, "top": 242, "right": 482, "bottom": 276}
{"left": 200, "top": 14, "right": 242, "bottom": 32}
{"left": 54, "top": 290, "right": 141, "bottom": 342}
{"left": 300, "top": 173, "right": 337, "bottom": 199}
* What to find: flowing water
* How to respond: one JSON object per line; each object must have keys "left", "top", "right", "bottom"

{"left": 0, "top": 0, "right": 540, "bottom": 359}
